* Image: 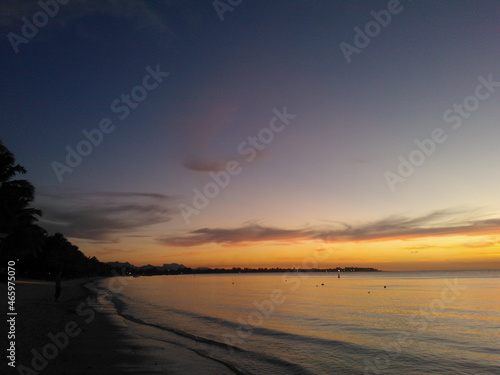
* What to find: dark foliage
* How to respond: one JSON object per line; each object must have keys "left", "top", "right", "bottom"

{"left": 0, "top": 140, "right": 110, "bottom": 280}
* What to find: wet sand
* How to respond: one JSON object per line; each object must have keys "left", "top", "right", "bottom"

{"left": 0, "top": 278, "right": 238, "bottom": 374}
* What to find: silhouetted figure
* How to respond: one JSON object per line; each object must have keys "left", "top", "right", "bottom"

{"left": 54, "top": 271, "right": 62, "bottom": 302}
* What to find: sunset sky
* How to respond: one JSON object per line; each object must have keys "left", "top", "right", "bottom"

{"left": 1, "top": 0, "right": 499, "bottom": 270}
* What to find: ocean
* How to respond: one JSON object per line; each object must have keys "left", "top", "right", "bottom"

{"left": 90, "top": 270, "right": 500, "bottom": 374}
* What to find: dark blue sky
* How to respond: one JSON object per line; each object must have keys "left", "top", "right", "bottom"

{"left": 1, "top": 0, "right": 499, "bottom": 269}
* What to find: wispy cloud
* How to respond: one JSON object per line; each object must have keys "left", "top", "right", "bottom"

{"left": 0, "top": 0, "right": 174, "bottom": 33}
{"left": 158, "top": 223, "right": 311, "bottom": 247}
{"left": 178, "top": 91, "right": 241, "bottom": 172}
{"left": 37, "top": 188, "right": 175, "bottom": 242}
{"left": 182, "top": 151, "right": 270, "bottom": 173}
{"left": 39, "top": 188, "right": 174, "bottom": 201}
{"left": 158, "top": 209, "right": 500, "bottom": 247}
{"left": 183, "top": 158, "right": 226, "bottom": 172}
{"left": 404, "top": 245, "right": 435, "bottom": 250}
{"left": 461, "top": 239, "right": 500, "bottom": 249}
{"left": 348, "top": 157, "right": 375, "bottom": 164}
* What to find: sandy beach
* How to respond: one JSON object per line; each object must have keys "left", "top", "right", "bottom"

{"left": 0, "top": 278, "right": 238, "bottom": 375}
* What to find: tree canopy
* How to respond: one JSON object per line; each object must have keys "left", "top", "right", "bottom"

{"left": 0, "top": 140, "right": 109, "bottom": 279}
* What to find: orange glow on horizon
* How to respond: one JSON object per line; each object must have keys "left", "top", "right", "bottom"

{"left": 75, "top": 232, "right": 500, "bottom": 272}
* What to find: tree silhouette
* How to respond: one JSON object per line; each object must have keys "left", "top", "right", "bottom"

{"left": 0, "top": 141, "right": 110, "bottom": 279}
{"left": 40, "top": 233, "right": 108, "bottom": 277}
{"left": 0, "top": 140, "right": 46, "bottom": 262}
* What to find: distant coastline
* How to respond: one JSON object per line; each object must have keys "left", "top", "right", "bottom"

{"left": 107, "top": 262, "right": 382, "bottom": 276}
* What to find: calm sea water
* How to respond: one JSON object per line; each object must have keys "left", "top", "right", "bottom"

{"left": 93, "top": 271, "right": 500, "bottom": 374}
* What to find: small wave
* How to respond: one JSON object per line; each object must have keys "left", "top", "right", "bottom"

{"left": 107, "top": 288, "right": 316, "bottom": 375}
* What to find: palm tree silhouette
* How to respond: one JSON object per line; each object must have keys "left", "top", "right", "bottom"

{"left": 0, "top": 140, "right": 46, "bottom": 262}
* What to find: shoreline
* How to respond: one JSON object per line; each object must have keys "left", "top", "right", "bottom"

{"left": 1, "top": 277, "right": 98, "bottom": 374}
{"left": 1, "top": 276, "right": 240, "bottom": 374}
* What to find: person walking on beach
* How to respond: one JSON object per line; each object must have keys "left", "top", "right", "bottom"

{"left": 54, "top": 271, "right": 62, "bottom": 302}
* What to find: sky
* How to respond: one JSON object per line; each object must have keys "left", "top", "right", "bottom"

{"left": 1, "top": 0, "right": 499, "bottom": 271}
